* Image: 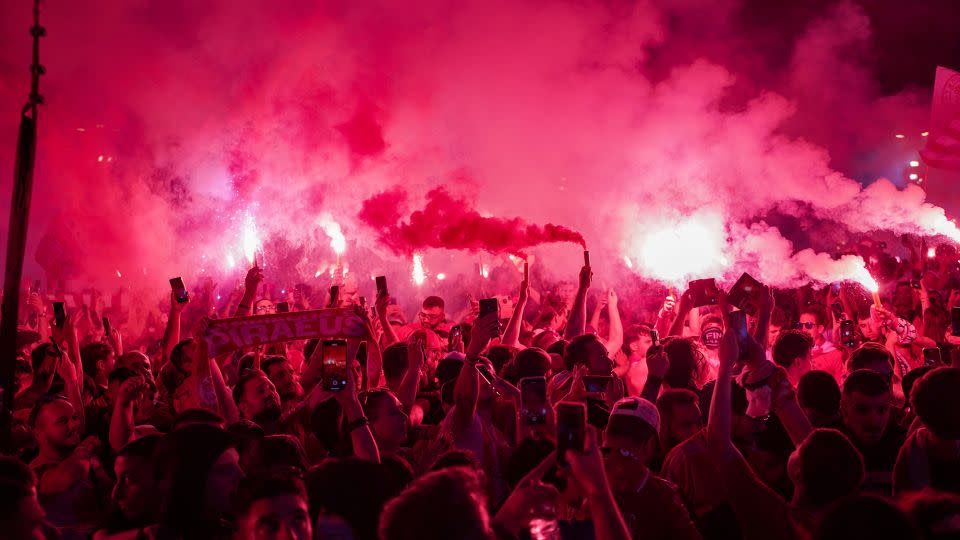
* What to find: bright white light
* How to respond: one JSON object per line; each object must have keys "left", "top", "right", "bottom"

{"left": 928, "top": 247, "right": 937, "bottom": 258}
{"left": 321, "top": 219, "right": 346, "bottom": 255}
{"left": 242, "top": 213, "right": 260, "bottom": 265}
{"left": 910, "top": 160, "right": 920, "bottom": 167}
{"left": 623, "top": 256, "right": 633, "bottom": 269}
{"left": 847, "top": 263, "right": 879, "bottom": 293}
{"left": 480, "top": 264, "right": 490, "bottom": 279}
{"left": 437, "top": 273, "right": 446, "bottom": 280}
{"left": 921, "top": 132, "right": 929, "bottom": 137}
{"left": 226, "top": 254, "right": 236, "bottom": 269}
{"left": 116, "top": 269, "right": 122, "bottom": 278}
{"left": 315, "top": 270, "right": 323, "bottom": 278}
{"left": 895, "top": 134, "right": 905, "bottom": 139}
{"left": 909, "top": 173, "right": 919, "bottom": 180}
{"left": 412, "top": 254, "right": 427, "bottom": 285}
{"left": 630, "top": 211, "right": 729, "bottom": 286}
{"left": 97, "top": 155, "right": 104, "bottom": 162}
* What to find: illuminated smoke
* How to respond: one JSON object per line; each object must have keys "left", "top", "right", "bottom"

{"left": 411, "top": 253, "right": 427, "bottom": 286}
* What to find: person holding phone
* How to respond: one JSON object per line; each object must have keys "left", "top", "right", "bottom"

{"left": 600, "top": 396, "right": 701, "bottom": 540}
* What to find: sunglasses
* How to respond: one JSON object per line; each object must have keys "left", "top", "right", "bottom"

{"left": 797, "top": 322, "right": 817, "bottom": 329}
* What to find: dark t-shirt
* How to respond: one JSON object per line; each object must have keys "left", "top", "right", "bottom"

{"left": 844, "top": 423, "right": 906, "bottom": 495}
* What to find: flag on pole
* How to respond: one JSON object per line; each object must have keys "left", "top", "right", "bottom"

{"left": 920, "top": 66, "right": 960, "bottom": 171}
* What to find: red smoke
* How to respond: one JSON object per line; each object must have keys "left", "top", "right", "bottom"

{"left": 359, "top": 186, "right": 585, "bottom": 257}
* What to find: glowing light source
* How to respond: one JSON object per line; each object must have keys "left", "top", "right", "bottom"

{"left": 437, "top": 273, "right": 446, "bottom": 280}
{"left": 624, "top": 256, "right": 633, "bottom": 269}
{"left": 412, "top": 254, "right": 427, "bottom": 285}
{"left": 97, "top": 155, "right": 104, "bottom": 162}
{"left": 909, "top": 173, "right": 919, "bottom": 180}
{"left": 315, "top": 270, "right": 323, "bottom": 278}
{"left": 241, "top": 213, "right": 260, "bottom": 265}
{"left": 226, "top": 254, "right": 236, "bottom": 269}
{"left": 480, "top": 264, "right": 490, "bottom": 279}
{"left": 846, "top": 263, "right": 879, "bottom": 293}
{"left": 322, "top": 220, "right": 346, "bottom": 255}
{"left": 928, "top": 247, "right": 937, "bottom": 258}
{"left": 116, "top": 269, "right": 122, "bottom": 278}
{"left": 909, "top": 160, "right": 920, "bottom": 167}
{"left": 922, "top": 132, "right": 929, "bottom": 137}
{"left": 895, "top": 134, "right": 905, "bottom": 139}
{"left": 629, "top": 211, "right": 729, "bottom": 286}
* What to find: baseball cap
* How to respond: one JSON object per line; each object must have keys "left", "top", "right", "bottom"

{"left": 610, "top": 396, "right": 660, "bottom": 433}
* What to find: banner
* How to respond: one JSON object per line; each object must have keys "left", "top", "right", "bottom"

{"left": 921, "top": 66, "right": 960, "bottom": 171}
{"left": 203, "top": 307, "right": 372, "bottom": 357}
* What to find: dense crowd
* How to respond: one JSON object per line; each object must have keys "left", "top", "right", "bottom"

{"left": 5, "top": 235, "right": 960, "bottom": 540}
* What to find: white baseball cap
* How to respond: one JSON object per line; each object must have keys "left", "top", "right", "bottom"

{"left": 610, "top": 396, "right": 660, "bottom": 433}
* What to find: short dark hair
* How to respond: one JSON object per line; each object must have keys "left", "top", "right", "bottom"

{"left": 662, "top": 337, "right": 703, "bottom": 389}
{"left": 815, "top": 494, "right": 920, "bottom": 540}
{"left": 260, "top": 355, "right": 288, "bottom": 377}
{"left": 902, "top": 366, "right": 933, "bottom": 406}
{"left": 770, "top": 307, "right": 790, "bottom": 328}
{"left": 848, "top": 343, "right": 894, "bottom": 372}
{"left": 80, "top": 341, "right": 114, "bottom": 377}
{"left": 485, "top": 345, "right": 516, "bottom": 375}
{"left": 508, "top": 348, "right": 551, "bottom": 382}
{"left": 563, "top": 334, "right": 605, "bottom": 371}
{"left": 772, "top": 330, "right": 814, "bottom": 369}
{"left": 379, "top": 467, "right": 491, "bottom": 540}
{"left": 622, "top": 324, "right": 653, "bottom": 356}
{"left": 656, "top": 388, "right": 700, "bottom": 418}
{"left": 173, "top": 408, "right": 226, "bottom": 429}
{"left": 30, "top": 342, "right": 52, "bottom": 372}
{"left": 307, "top": 457, "right": 402, "bottom": 539}
{"left": 232, "top": 471, "right": 307, "bottom": 520}
{"left": 28, "top": 394, "right": 70, "bottom": 428}
{"left": 798, "top": 371, "right": 841, "bottom": 418}
{"left": 108, "top": 366, "right": 140, "bottom": 386}
{"left": 842, "top": 369, "right": 890, "bottom": 397}
{"left": 429, "top": 449, "right": 483, "bottom": 474}
{"left": 422, "top": 296, "right": 445, "bottom": 310}
{"left": 798, "top": 429, "right": 864, "bottom": 508}
{"left": 360, "top": 388, "right": 397, "bottom": 421}
{"left": 0, "top": 456, "right": 36, "bottom": 523}
{"left": 911, "top": 367, "right": 960, "bottom": 440}
{"left": 506, "top": 437, "right": 555, "bottom": 488}
{"left": 233, "top": 369, "right": 270, "bottom": 405}
{"left": 247, "top": 435, "right": 308, "bottom": 475}
{"left": 117, "top": 434, "right": 162, "bottom": 459}
{"left": 382, "top": 343, "right": 409, "bottom": 382}
{"left": 170, "top": 339, "right": 194, "bottom": 372}
{"left": 606, "top": 414, "right": 659, "bottom": 447}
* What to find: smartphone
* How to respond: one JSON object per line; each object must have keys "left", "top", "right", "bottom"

{"left": 728, "top": 310, "right": 750, "bottom": 351}
{"left": 840, "top": 319, "right": 857, "bottom": 347}
{"left": 953, "top": 307, "right": 960, "bottom": 336}
{"left": 582, "top": 375, "right": 612, "bottom": 394}
{"left": 519, "top": 377, "right": 548, "bottom": 426}
{"left": 650, "top": 329, "right": 659, "bottom": 347}
{"left": 556, "top": 402, "right": 587, "bottom": 466}
{"left": 102, "top": 316, "right": 111, "bottom": 336}
{"left": 375, "top": 276, "right": 388, "bottom": 298}
{"left": 276, "top": 302, "right": 290, "bottom": 313}
{"left": 329, "top": 285, "right": 341, "bottom": 308}
{"left": 922, "top": 347, "right": 942, "bottom": 366}
{"left": 688, "top": 278, "right": 720, "bottom": 308}
{"left": 727, "top": 273, "right": 764, "bottom": 315}
{"left": 479, "top": 298, "right": 500, "bottom": 319}
{"left": 321, "top": 339, "right": 349, "bottom": 391}
{"left": 169, "top": 277, "right": 189, "bottom": 304}
{"left": 53, "top": 302, "right": 66, "bottom": 328}
{"left": 583, "top": 250, "right": 590, "bottom": 267}
{"left": 450, "top": 325, "right": 462, "bottom": 342}
{"left": 476, "top": 363, "right": 495, "bottom": 384}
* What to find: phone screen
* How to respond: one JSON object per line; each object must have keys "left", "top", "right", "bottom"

{"left": 840, "top": 320, "right": 856, "bottom": 347}
{"left": 102, "top": 316, "right": 111, "bottom": 335}
{"left": 520, "top": 377, "right": 548, "bottom": 426}
{"left": 53, "top": 302, "right": 66, "bottom": 328}
{"left": 922, "top": 347, "right": 942, "bottom": 366}
{"left": 728, "top": 310, "right": 750, "bottom": 350}
{"left": 728, "top": 273, "right": 764, "bottom": 314}
{"left": 583, "top": 375, "right": 612, "bottom": 394}
{"left": 329, "top": 286, "right": 340, "bottom": 307}
{"left": 953, "top": 307, "right": 960, "bottom": 336}
{"left": 556, "top": 402, "right": 586, "bottom": 466}
{"left": 375, "top": 276, "right": 388, "bottom": 297}
{"left": 322, "top": 340, "right": 348, "bottom": 391}
{"left": 479, "top": 298, "right": 500, "bottom": 319}
{"left": 357, "top": 341, "right": 368, "bottom": 391}
{"left": 650, "top": 329, "right": 659, "bottom": 348}
{"left": 169, "top": 277, "right": 189, "bottom": 304}
{"left": 689, "top": 278, "right": 719, "bottom": 308}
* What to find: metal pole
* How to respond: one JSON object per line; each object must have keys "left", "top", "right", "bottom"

{"left": 0, "top": 0, "right": 44, "bottom": 453}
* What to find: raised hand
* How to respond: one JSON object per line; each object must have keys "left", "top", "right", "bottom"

{"left": 467, "top": 312, "right": 500, "bottom": 358}
{"left": 565, "top": 427, "right": 609, "bottom": 498}
{"left": 578, "top": 265, "right": 593, "bottom": 291}
{"left": 116, "top": 376, "right": 147, "bottom": 408}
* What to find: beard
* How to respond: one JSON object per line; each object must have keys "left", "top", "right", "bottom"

{"left": 253, "top": 401, "right": 282, "bottom": 425}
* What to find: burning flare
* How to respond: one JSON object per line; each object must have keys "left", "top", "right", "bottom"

{"left": 629, "top": 211, "right": 729, "bottom": 287}
{"left": 412, "top": 253, "right": 426, "bottom": 285}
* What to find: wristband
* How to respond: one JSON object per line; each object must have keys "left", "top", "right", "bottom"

{"left": 345, "top": 416, "right": 370, "bottom": 433}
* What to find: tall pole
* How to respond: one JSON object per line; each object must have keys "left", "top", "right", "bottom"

{"left": 0, "top": 0, "right": 44, "bottom": 453}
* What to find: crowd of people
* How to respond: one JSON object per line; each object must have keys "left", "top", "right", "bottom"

{"left": 5, "top": 234, "right": 960, "bottom": 540}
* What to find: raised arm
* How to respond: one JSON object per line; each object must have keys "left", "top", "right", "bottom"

{"left": 604, "top": 289, "right": 623, "bottom": 356}
{"left": 752, "top": 286, "right": 774, "bottom": 350}
{"left": 337, "top": 360, "right": 380, "bottom": 463}
{"left": 454, "top": 313, "right": 497, "bottom": 433}
{"left": 162, "top": 292, "right": 186, "bottom": 369}
{"left": 668, "top": 289, "right": 694, "bottom": 337}
{"left": 567, "top": 428, "right": 632, "bottom": 540}
{"left": 109, "top": 376, "right": 146, "bottom": 451}
{"left": 501, "top": 277, "right": 529, "bottom": 348}
{"left": 397, "top": 339, "right": 425, "bottom": 413}
{"left": 564, "top": 265, "right": 591, "bottom": 339}
{"left": 233, "top": 265, "right": 264, "bottom": 317}
{"left": 375, "top": 292, "right": 400, "bottom": 347}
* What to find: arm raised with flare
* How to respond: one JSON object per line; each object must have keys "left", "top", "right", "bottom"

{"left": 564, "top": 265, "right": 591, "bottom": 339}
{"left": 233, "top": 265, "right": 263, "bottom": 317}
{"left": 501, "top": 277, "right": 529, "bottom": 348}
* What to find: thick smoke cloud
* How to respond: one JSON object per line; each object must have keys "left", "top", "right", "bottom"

{"left": 0, "top": 0, "right": 953, "bottom": 296}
